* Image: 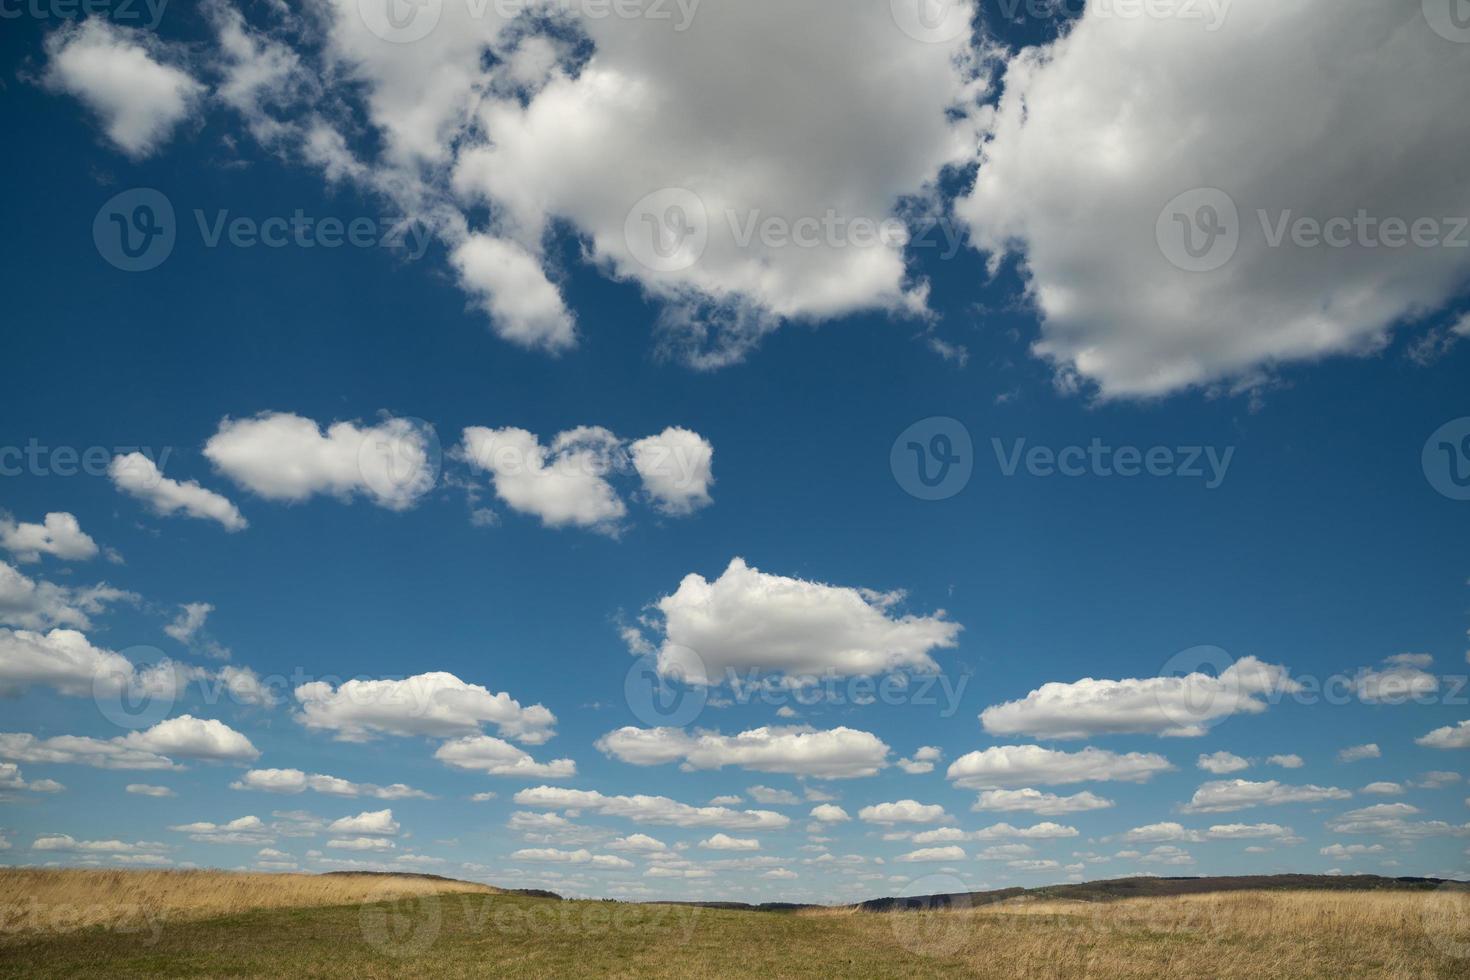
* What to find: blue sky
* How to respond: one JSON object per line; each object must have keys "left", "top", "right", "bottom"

{"left": 1, "top": 0, "right": 1468, "bottom": 903}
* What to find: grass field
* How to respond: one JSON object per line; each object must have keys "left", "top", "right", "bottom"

{"left": 0, "top": 871, "right": 1466, "bottom": 978}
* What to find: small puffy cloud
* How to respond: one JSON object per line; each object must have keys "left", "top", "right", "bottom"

{"left": 1121, "top": 823, "right": 1200, "bottom": 844}
{"left": 1325, "top": 803, "right": 1470, "bottom": 839}
{"left": 1266, "top": 754, "right": 1304, "bottom": 769}
{"left": 1204, "top": 823, "right": 1295, "bottom": 841}
{"left": 0, "top": 762, "right": 64, "bottom": 794}
{"left": 911, "top": 827, "right": 969, "bottom": 845}
{"left": 514, "top": 786, "right": 789, "bottom": 830}
{"left": 0, "top": 732, "right": 176, "bottom": 770}
{"left": 170, "top": 815, "right": 272, "bottom": 845}
{"left": 595, "top": 725, "right": 890, "bottom": 779}
{"left": 896, "top": 746, "right": 942, "bottom": 775}
{"left": 607, "top": 834, "right": 668, "bottom": 853}
{"left": 32, "top": 834, "right": 169, "bottom": 855}
{"left": 1362, "top": 782, "right": 1404, "bottom": 796}
{"left": 449, "top": 236, "right": 577, "bottom": 353}
{"left": 121, "top": 715, "right": 259, "bottom": 763}
{"left": 293, "top": 671, "right": 556, "bottom": 744}
{"left": 973, "top": 822, "right": 1079, "bottom": 840}
{"left": 1338, "top": 744, "right": 1381, "bottom": 763}
{"left": 971, "top": 789, "right": 1114, "bottom": 816}
{"left": 1320, "top": 843, "right": 1385, "bottom": 860}
{"left": 1354, "top": 655, "right": 1439, "bottom": 704}
{"left": 1197, "top": 752, "right": 1250, "bottom": 775}
{"left": 809, "top": 804, "right": 850, "bottom": 823}
{"left": 108, "top": 454, "right": 247, "bottom": 532}
{"left": 328, "top": 837, "right": 395, "bottom": 851}
{"left": 1417, "top": 721, "right": 1470, "bottom": 750}
{"left": 44, "top": 18, "right": 203, "bottom": 158}
{"left": 164, "top": 603, "right": 212, "bottom": 645}
{"left": 0, "top": 627, "right": 150, "bottom": 698}
{"left": 761, "top": 868, "right": 797, "bottom": 880}
{"left": 231, "top": 768, "right": 432, "bottom": 800}
{"left": 0, "top": 513, "right": 99, "bottom": 563}
{"left": 0, "top": 565, "right": 135, "bottom": 632}
{"left": 1137, "top": 845, "right": 1194, "bottom": 867}
{"left": 979, "top": 657, "right": 1298, "bottom": 740}
{"left": 433, "top": 736, "right": 576, "bottom": 779}
{"left": 629, "top": 428, "right": 714, "bottom": 516}
{"left": 637, "top": 558, "right": 960, "bottom": 684}
{"left": 459, "top": 426, "right": 626, "bottom": 532}
{"left": 699, "top": 833, "right": 759, "bottom": 851}
{"left": 125, "top": 784, "right": 175, "bottom": 797}
{"left": 896, "top": 845, "right": 965, "bottom": 863}
{"left": 510, "top": 848, "right": 633, "bottom": 870}
{"left": 1181, "top": 780, "right": 1352, "bottom": 814}
{"left": 947, "top": 745, "right": 1172, "bottom": 788}
{"left": 204, "top": 413, "right": 439, "bottom": 511}
{"left": 857, "top": 801, "right": 949, "bottom": 825}
{"left": 327, "top": 810, "right": 400, "bottom": 836}
{"left": 746, "top": 786, "right": 801, "bottom": 806}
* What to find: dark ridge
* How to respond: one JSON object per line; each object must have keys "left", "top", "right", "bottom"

{"left": 856, "top": 874, "right": 1461, "bottom": 912}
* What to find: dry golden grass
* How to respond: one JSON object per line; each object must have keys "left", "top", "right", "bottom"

{"left": 0, "top": 869, "right": 497, "bottom": 937}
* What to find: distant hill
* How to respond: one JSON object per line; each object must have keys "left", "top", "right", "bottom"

{"left": 856, "top": 874, "right": 1461, "bottom": 912}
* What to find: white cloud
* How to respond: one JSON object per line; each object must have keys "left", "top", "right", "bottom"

{"left": 896, "top": 746, "right": 942, "bottom": 775}
{"left": 108, "top": 453, "right": 247, "bottom": 532}
{"left": 946, "top": 744, "right": 1172, "bottom": 788}
{"left": 1266, "top": 754, "right": 1304, "bottom": 769}
{"left": 745, "top": 786, "right": 800, "bottom": 806}
{"left": 450, "top": 236, "right": 577, "bottom": 352}
{"left": 459, "top": 426, "right": 627, "bottom": 531}
{"left": 1120, "top": 823, "right": 1200, "bottom": 844}
{"left": 0, "top": 512, "right": 99, "bottom": 563}
{"left": 637, "top": 558, "right": 960, "bottom": 684}
{"left": 1354, "top": 655, "right": 1439, "bottom": 704}
{"left": 293, "top": 671, "right": 556, "bottom": 744}
{"left": 1325, "top": 803, "right": 1470, "bottom": 839}
{"left": 628, "top": 428, "right": 714, "bottom": 516}
{"left": 170, "top": 815, "right": 273, "bottom": 845}
{"left": 911, "top": 827, "right": 969, "bottom": 845}
{"left": 32, "top": 834, "right": 169, "bottom": 855}
{"left": 0, "top": 564, "right": 134, "bottom": 631}
{"left": 164, "top": 602, "right": 213, "bottom": 645}
{"left": 433, "top": 736, "right": 576, "bottom": 779}
{"left": 1338, "top": 744, "right": 1381, "bottom": 763}
{"left": 957, "top": 0, "right": 1470, "bottom": 398}
{"left": 896, "top": 845, "right": 966, "bottom": 863}
{"left": 510, "top": 847, "right": 633, "bottom": 870}
{"left": 1181, "top": 780, "right": 1352, "bottom": 813}
{"left": 44, "top": 18, "right": 203, "bottom": 158}
{"left": 0, "top": 762, "right": 64, "bottom": 794}
{"left": 0, "top": 627, "right": 161, "bottom": 698}
{"left": 230, "top": 768, "right": 431, "bottom": 800}
{"left": 204, "top": 412, "right": 438, "bottom": 511}
{"left": 607, "top": 834, "right": 668, "bottom": 853}
{"left": 1197, "top": 751, "right": 1250, "bottom": 775}
{"left": 979, "top": 656, "right": 1298, "bottom": 739}
{"left": 1320, "top": 843, "right": 1385, "bottom": 860}
{"left": 1417, "top": 721, "right": 1470, "bottom": 750}
{"left": 857, "top": 801, "right": 949, "bottom": 825}
{"left": 595, "top": 725, "right": 890, "bottom": 779}
{"left": 327, "top": 836, "right": 395, "bottom": 851}
{"left": 973, "top": 822, "right": 1079, "bottom": 840}
{"left": 217, "top": 665, "right": 277, "bottom": 707}
{"left": 1362, "top": 782, "right": 1404, "bottom": 796}
{"left": 514, "top": 786, "right": 788, "bottom": 831}
{"left": 120, "top": 715, "right": 259, "bottom": 763}
{"left": 1137, "top": 845, "right": 1194, "bottom": 867}
{"left": 327, "top": 809, "right": 400, "bottom": 836}
{"left": 761, "top": 868, "right": 798, "bottom": 880}
{"left": 1204, "top": 823, "right": 1295, "bottom": 841}
{"left": 699, "top": 834, "right": 759, "bottom": 851}
{"left": 0, "top": 732, "right": 176, "bottom": 770}
{"left": 971, "top": 789, "right": 1114, "bottom": 816}
{"left": 125, "top": 784, "right": 175, "bottom": 797}
{"left": 809, "top": 804, "right": 850, "bottom": 824}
